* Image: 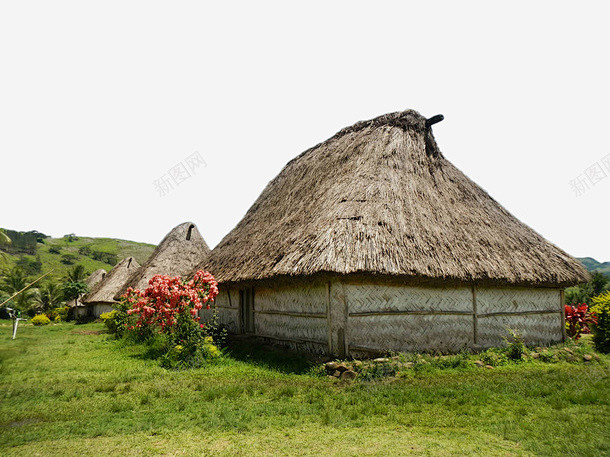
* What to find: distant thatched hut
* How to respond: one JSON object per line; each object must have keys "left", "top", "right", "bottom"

{"left": 115, "top": 222, "right": 210, "bottom": 297}
{"left": 198, "top": 109, "right": 588, "bottom": 357}
{"left": 87, "top": 268, "right": 108, "bottom": 287}
{"left": 72, "top": 268, "right": 108, "bottom": 317}
{"left": 82, "top": 257, "right": 140, "bottom": 317}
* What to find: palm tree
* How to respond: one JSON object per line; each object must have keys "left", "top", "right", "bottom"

{"left": 62, "top": 264, "right": 88, "bottom": 305}
{"left": 0, "top": 267, "right": 37, "bottom": 311}
{"left": 64, "top": 264, "right": 86, "bottom": 283}
{"left": 33, "top": 281, "right": 63, "bottom": 313}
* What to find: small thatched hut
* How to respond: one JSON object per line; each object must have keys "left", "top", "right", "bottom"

{"left": 73, "top": 268, "right": 109, "bottom": 317}
{"left": 87, "top": 268, "right": 108, "bottom": 287}
{"left": 115, "top": 222, "right": 210, "bottom": 297}
{"left": 198, "top": 109, "right": 588, "bottom": 356}
{"left": 82, "top": 257, "right": 140, "bottom": 317}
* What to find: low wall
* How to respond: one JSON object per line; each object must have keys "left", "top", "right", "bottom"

{"left": 200, "top": 279, "right": 564, "bottom": 356}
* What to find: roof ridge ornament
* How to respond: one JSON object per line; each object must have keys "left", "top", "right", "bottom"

{"left": 425, "top": 114, "right": 444, "bottom": 129}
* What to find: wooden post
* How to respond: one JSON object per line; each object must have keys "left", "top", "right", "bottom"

{"left": 326, "top": 281, "right": 332, "bottom": 355}
{"left": 329, "top": 280, "right": 348, "bottom": 358}
{"left": 560, "top": 290, "right": 566, "bottom": 342}
{"left": 472, "top": 284, "right": 478, "bottom": 348}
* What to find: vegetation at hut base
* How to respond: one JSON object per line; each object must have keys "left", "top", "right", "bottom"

{"left": 0, "top": 322, "right": 608, "bottom": 456}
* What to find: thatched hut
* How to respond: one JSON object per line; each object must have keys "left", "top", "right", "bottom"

{"left": 115, "top": 222, "right": 210, "bottom": 297}
{"left": 82, "top": 257, "right": 140, "bottom": 317}
{"left": 198, "top": 109, "right": 588, "bottom": 356}
{"left": 87, "top": 268, "right": 108, "bottom": 287}
{"left": 72, "top": 268, "right": 108, "bottom": 318}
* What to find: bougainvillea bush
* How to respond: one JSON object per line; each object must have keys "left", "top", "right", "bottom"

{"left": 564, "top": 304, "right": 597, "bottom": 340}
{"left": 114, "top": 270, "right": 222, "bottom": 367}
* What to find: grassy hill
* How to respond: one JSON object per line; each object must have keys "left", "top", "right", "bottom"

{"left": 577, "top": 257, "right": 610, "bottom": 277}
{"left": 0, "top": 229, "right": 155, "bottom": 281}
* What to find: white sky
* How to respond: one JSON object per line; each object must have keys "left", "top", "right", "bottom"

{"left": 1, "top": 2, "right": 609, "bottom": 261}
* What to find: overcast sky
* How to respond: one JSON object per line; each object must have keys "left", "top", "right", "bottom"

{"left": 1, "top": 2, "right": 608, "bottom": 261}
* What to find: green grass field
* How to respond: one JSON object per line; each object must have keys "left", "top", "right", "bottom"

{"left": 0, "top": 323, "right": 609, "bottom": 456}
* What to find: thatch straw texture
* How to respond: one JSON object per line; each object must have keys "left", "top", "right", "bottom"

{"left": 70, "top": 269, "right": 108, "bottom": 309}
{"left": 116, "top": 222, "right": 210, "bottom": 296}
{"left": 86, "top": 269, "right": 107, "bottom": 288}
{"left": 83, "top": 257, "right": 140, "bottom": 304}
{"left": 200, "top": 109, "right": 588, "bottom": 287}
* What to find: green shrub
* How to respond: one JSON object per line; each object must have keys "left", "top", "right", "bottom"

{"left": 480, "top": 348, "right": 509, "bottom": 367}
{"left": 200, "top": 307, "right": 228, "bottom": 348}
{"left": 31, "top": 314, "right": 51, "bottom": 326}
{"left": 591, "top": 292, "right": 610, "bottom": 353}
{"left": 505, "top": 329, "right": 526, "bottom": 361}
{"left": 47, "top": 306, "right": 69, "bottom": 322}
{"left": 160, "top": 337, "right": 222, "bottom": 370}
{"left": 100, "top": 310, "right": 119, "bottom": 335}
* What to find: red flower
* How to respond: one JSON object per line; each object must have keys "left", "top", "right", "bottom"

{"left": 122, "top": 270, "right": 219, "bottom": 335}
{"left": 565, "top": 304, "right": 597, "bottom": 340}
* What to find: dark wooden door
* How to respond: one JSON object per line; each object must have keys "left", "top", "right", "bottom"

{"left": 239, "top": 287, "right": 255, "bottom": 334}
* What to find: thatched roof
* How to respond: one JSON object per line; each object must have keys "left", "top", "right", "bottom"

{"left": 83, "top": 257, "right": 140, "bottom": 304}
{"left": 69, "top": 269, "right": 108, "bottom": 308}
{"left": 199, "top": 109, "right": 588, "bottom": 287}
{"left": 115, "top": 222, "right": 210, "bottom": 296}
{"left": 86, "top": 269, "right": 107, "bottom": 288}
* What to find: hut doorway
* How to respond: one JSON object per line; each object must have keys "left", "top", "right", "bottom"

{"left": 239, "top": 287, "right": 255, "bottom": 334}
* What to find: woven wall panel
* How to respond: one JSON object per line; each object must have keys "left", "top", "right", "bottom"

{"left": 255, "top": 312, "right": 327, "bottom": 344}
{"left": 199, "top": 305, "right": 239, "bottom": 333}
{"left": 344, "top": 283, "right": 473, "bottom": 314}
{"left": 214, "top": 290, "right": 237, "bottom": 309}
{"left": 477, "top": 313, "right": 562, "bottom": 347}
{"left": 477, "top": 287, "right": 561, "bottom": 314}
{"left": 255, "top": 283, "right": 327, "bottom": 314}
{"left": 92, "top": 304, "right": 113, "bottom": 317}
{"left": 348, "top": 314, "right": 474, "bottom": 353}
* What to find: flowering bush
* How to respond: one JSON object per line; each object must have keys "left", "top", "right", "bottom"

{"left": 120, "top": 270, "right": 220, "bottom": 366}
{"left": 564, "top": 304, "right": 597, "bottom": 340}
{"left": 31, "top": 314, "right": 51, "bottom": 326}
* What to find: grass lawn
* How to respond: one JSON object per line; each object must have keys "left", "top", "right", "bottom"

{"left": 0, "top": 322, "right": 609, "bottom": 456}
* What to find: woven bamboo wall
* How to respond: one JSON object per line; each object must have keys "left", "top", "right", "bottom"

{"left": 254, "top": 283, "right": 328, "bottom": 353}
{"left": 344, "top": 283, "right": 474, "bottom": 354}
{"left": 201, "top": 280, "right": 564, "bottom": 356}
{"left": 92, "top": 303, "right": 113, "bottom": 317}
{"left": 475, "top": 287, "right": 562, "bottom": 348}
{"left": 200, "top": 289, "right": 239, "bottom": 333}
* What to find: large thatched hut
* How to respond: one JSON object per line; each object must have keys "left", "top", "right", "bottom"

{"left": 82, "top": 257, "right": 140, "bottom": 317}
{"left": 198, "top": 109, "right": 588, "bottom": 356}
{"left": 115, "top": 222, "right": 210, "bottom": 297}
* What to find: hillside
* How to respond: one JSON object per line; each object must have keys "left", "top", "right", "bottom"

{"left": 0, "top": 229, "right": 156, "bottom": 281}
{"left": 577, "top": 257, "right": 610, "bottom": 277}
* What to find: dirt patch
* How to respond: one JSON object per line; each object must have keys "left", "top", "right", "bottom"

{"left": 71, "top": 330, "right": 104, "bottom": 335}
{"left": 8, "top": 417, "right": 43, "bottom": 427}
